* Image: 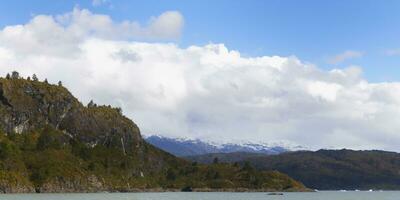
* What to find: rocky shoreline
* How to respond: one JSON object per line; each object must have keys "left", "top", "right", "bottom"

{"left": 0, "top": 187, "right": 313, "bottom": 193}
{"left": 0, "top": 176, "right": 312, "bottom": 193}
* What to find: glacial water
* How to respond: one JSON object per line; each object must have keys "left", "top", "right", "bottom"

{"left": 0, "top": 191, "right": 399, "bottom": 200}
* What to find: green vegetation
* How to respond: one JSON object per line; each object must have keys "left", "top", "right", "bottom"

{"left": 0, "top": 125, "right": 306, "bottom": 192}
{"left": 0, "top": 73, "right": 307, "bottom": 193}
{"left": 187, "top": 150, "right": 400, "bottom": 190}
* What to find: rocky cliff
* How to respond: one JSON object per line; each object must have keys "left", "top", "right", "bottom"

{"left": 0, "top": 78, "right": 142, "bottom": 154}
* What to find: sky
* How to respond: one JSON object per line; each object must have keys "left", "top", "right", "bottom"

{"left": 1, "top": 0, "right": 400, "bottom": 151}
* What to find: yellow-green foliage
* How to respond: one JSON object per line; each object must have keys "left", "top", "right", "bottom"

{"left": 0, "top": 128, "right": 306, "bottom": 192}
{"left": 0, "top": 78, "right": 77, "bottom": 111}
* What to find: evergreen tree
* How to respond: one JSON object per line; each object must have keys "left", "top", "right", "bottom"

{"left": 88, "top": 100, "right": 95, "bottom": 108}
{"left": 166, "top": 168, "right": 177, "bottom": 181}
{"left": 213, "top": 157, "right": 219, "bottom": 164}
{"left": 241, "top": 161, "right": 254, "bottom": 171}
{"left": 213, "top": 171, "right": 220, "bottom": 179}
{"left": 58, "top": 81, "right": 62, "bottom": 86}
{"left": 44, "top": 79, "right": 48, "bottom": 84}
{"left": 11, "top": 71, "right": 19, "bottom": 79}
{"left": 5, "top": 73, "right": 10, "bottom": 79}
{"left": 32, "top": 74, "right": 38, "bottom": 81}
{"left": 27, "top": 76, "right": 31, "bottom": 81}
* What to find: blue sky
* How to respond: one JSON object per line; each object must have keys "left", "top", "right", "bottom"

{"left": 1, "top": 0, "right": 400, "bottom": 82}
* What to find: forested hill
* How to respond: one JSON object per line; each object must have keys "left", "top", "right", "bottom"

{"left": 187, "top": 149, "right": 400, "bottom": 190}
{"left": 0, "top": 72, "right": 307, "bottom": 193}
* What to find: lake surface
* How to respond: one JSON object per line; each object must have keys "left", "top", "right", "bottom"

{"left": 0, "top": 191, "right": 399, "bottom": 200}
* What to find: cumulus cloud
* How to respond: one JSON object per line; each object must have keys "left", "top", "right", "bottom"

{"left": 1, "top": 9, "right": 400, "bottom": 151}
{"left": 329, "top": 50, "right": 363, "bottom": 64}
{"left": 0, "top": 7, "right": 183, "bottom": 57}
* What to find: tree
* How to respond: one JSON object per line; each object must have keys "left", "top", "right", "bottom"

{"left": 36, "top": 127, "right": 64, "bottom": 151}
{"left": 11, "top": 71, "right": 19, "bottom": 79}
{"left": 58, "top": 81, "right": 62, "bottom": 86}
{"left": 44, "top": 78, "right": 48, "bottom": 84}
{"left": 213, "top": 171, "right": 220, "bottom": 179}
{"left": 5, "top": 73, "right": 10, "bottom": 79}
{"left": 88, "top": 100, "right": 95, "bottom": 108}
{"left": 241, "top": 161, "right": 254, "bottom": 171}
{"left": 213, "top": 157, "right": 219, "bottom": 164}
{"left": 116, "top": 107, "right": 122, "bottom": 114}
{"left": 206, "top": 168, "right": 217, "bottom": 179}
{"left": 0, "top": 140, "right": 18, "bottom": 159}
{"left": 32, "top": 74, "right": 38, "bottom": 81}
{"left": 27, "top": 76, "right": 31, "bottom": 81}
{"left": 166, "top": 168, "right": 176, "bottom": 181}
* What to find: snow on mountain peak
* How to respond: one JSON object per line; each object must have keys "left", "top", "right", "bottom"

{"left": 144, "top": 134, "right": 308, "bottom": 157}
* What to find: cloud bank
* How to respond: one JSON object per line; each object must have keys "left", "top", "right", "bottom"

{"left": 1, "top": 8, "right": 400, "bottom": 151}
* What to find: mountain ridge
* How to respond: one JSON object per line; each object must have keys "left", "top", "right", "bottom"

{"left": 144, "top": 135, "right": 295, "bottom": 157}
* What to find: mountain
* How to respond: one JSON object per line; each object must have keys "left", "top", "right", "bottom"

{"left": 186, "top": 149, "right": 400, "bottom": 190}
{"left": 144, "top": 135, "right": 289, "bottom": 157}
{"left": 0, "top": 74, "right": 307, "bottom": 193}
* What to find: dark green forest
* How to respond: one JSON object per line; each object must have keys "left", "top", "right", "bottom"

{"left": 187, "top": 149, "right": 400, "bottom": 190}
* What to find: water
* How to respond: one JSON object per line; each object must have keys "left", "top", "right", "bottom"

{"left": 0, "top": 191, "right": 398, "bottom": 200}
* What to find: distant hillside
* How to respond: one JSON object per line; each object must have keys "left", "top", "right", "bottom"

{"left": 187, "top": 149, "right": 400, "bottom": 190}
{"left": 0, "top": 73, "right": 307, "bottom": 193}
{"left": 185, "top": 152, "right": 267, "bottom": 164}
{"left": 144, "top": 135, "right": 288, "bottom": 157}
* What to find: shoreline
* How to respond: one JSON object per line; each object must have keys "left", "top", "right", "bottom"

{"left": 0, "top": 187, "right": 313, "bottom": 194}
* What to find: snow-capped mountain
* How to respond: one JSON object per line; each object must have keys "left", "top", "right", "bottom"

{"left": 144, "top": 135, "right": 298, "bottom": 157}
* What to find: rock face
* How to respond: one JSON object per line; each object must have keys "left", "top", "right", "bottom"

{"left": 0, "top": 76, "right": 308, "bottom": 193}
{"left": 0, "top": 78, "right": 143, "bottom": 154}
{"left": 0, "top": 176, "right": 35, "bottom": 193}
{"left": 0, "top": 78, "right": 151, "bottom": 192}
{"left": 38, "top": 176, "right": 104, "bottom": 193}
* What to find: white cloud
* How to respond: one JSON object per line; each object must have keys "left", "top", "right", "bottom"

{"left": 306, "top": 81, "right": 342, "bottom": 102}
{"left": 1, "top": 8, "right": 400, "bottom": 151}
{"left": 0, "top": 7, "right": 183, "bottom": 57}
{"left": 329, "top": 50, "right": 363, "bottom": 64}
